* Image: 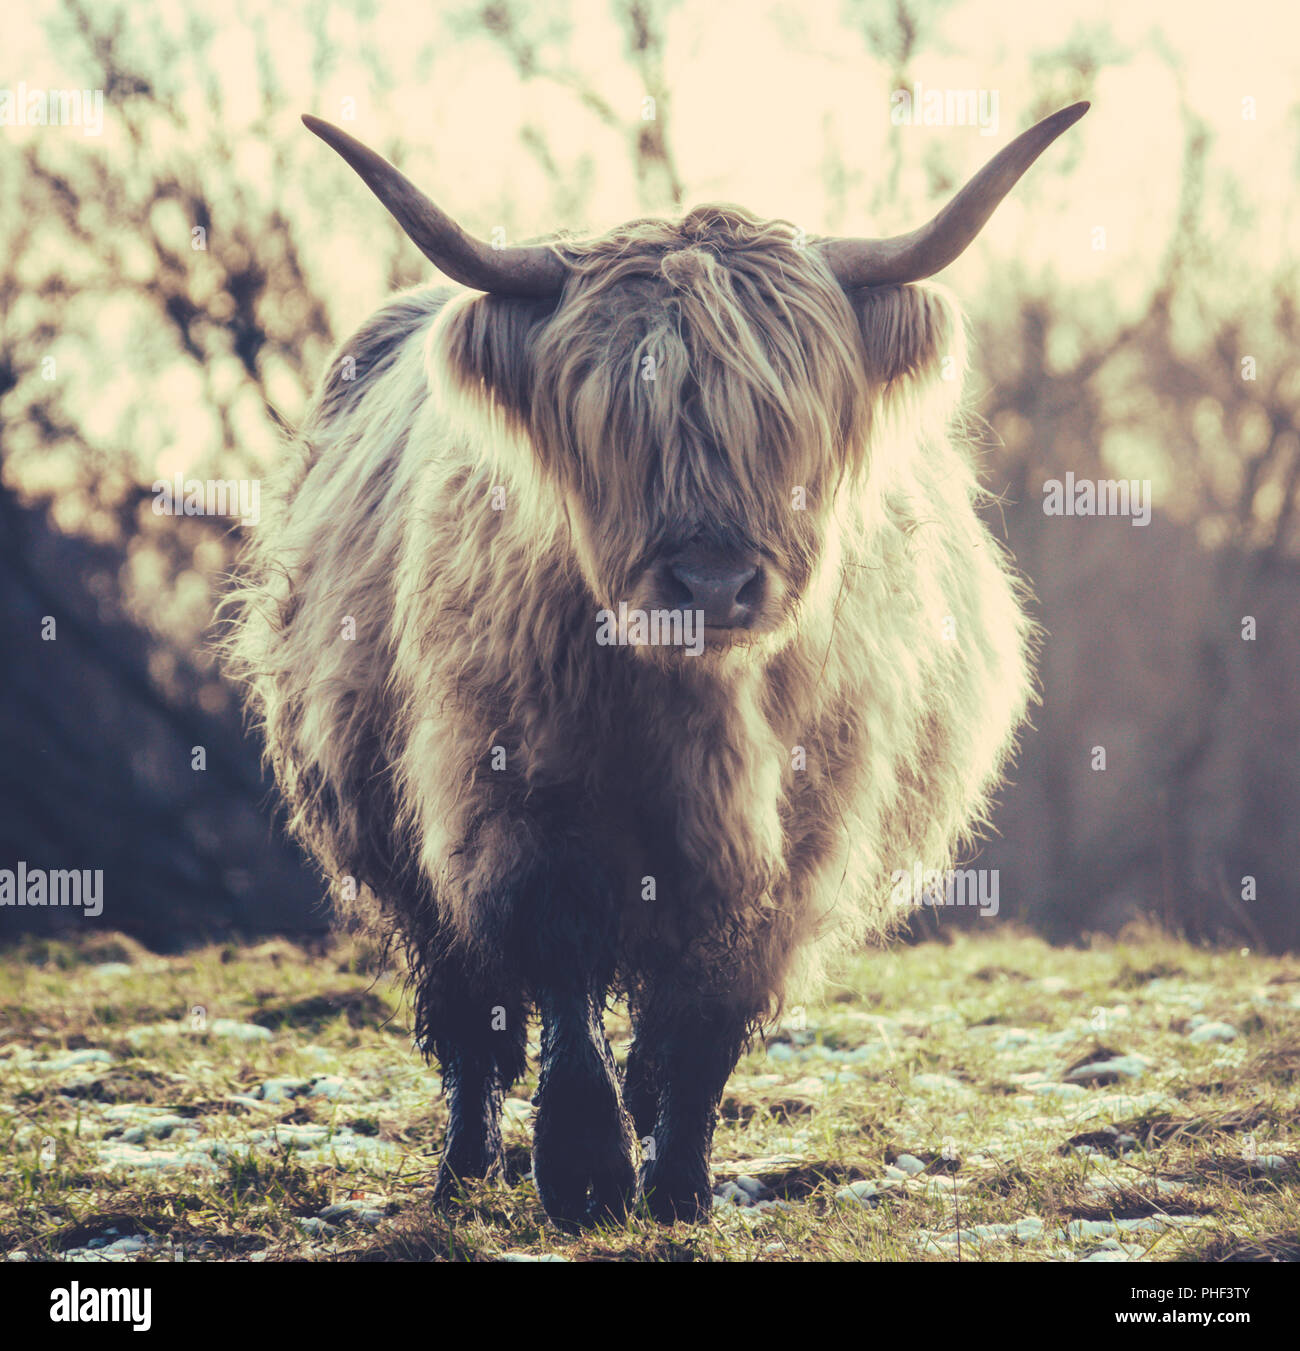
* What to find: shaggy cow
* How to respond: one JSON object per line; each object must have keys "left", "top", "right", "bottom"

{"left": 226, "top": 103, "right": 1087, "bottom": 1228}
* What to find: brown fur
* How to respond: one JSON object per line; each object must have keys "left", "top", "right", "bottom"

{"left": 224, "top": 202, "right": 1032, "bottom": 1164}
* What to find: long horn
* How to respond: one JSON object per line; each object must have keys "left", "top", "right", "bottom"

{"left": 819, "top": 102, "right": 1089, "bottom": 288}
{"left": 302, "top": 114, "right": 567, "bottom": 298}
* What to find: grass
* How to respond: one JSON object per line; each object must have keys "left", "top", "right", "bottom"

{"left": 0, "top": 924, "right": 1296, "bottom": 1262}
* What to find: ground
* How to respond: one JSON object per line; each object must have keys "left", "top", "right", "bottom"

{"left": 0, "top": 924, "right": 1296, "bottom": 1263}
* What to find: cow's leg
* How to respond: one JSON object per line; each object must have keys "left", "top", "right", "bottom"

{"left": 419, "top": 959, "right": 527, "bottom": 1207}
{"left": 632, "top": 987, "right": 758, "bottom": 1223}
{"left": 509, "top": 835, "right": 637, "bottom": 1230}
{"left": 621, "top": 1033, "right": 660, "bottom": 1141}
{"left": 531, "top": 985, "right": 638, "bottom": 1230}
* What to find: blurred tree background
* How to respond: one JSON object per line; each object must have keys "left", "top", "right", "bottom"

{"left": 1, "top": 0, "right": 1296, "bottom": 950}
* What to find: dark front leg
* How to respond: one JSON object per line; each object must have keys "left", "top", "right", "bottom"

{"left": 418, "top": 963, "right": 527, "bottom": 1208}
{"left": 634, "top": 994, "right": 756, "bottom": 1223}
{"left": 621, "top": 1036, "right": 660, "bottom": 1141}
{"left": 432, "top": 1048, "right": 508, "bottom": 1204}
{"left": 531, "top": 986, "right": 638, "bottom": 1231}
{"left": 505, "top": 827, "right": 637, "bottom": 1230}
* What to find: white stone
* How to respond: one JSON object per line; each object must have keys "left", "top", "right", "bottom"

{"left": 256, "top": 1077, "right": 311, "bottom": 1103}
{"left": 319, "top": 1199, "right": 389, "bottom": 1226}
{"left": 835, "top": 1180, "right": 884, "bottom": 1206}
{"left": 1187, "top": 1021, "right": 1237, "bottom": 1044}
{"left": 1029, "top": 1081, "right": 1089, "bottom": 1099}
{"left": 119, "top": 1114, "right": 191, "bottom": 1143}
{"left": 36, "top": 1048, "right": 113, "bottom": 1071}
{"left": 1064, "top": 1055, "right": 1150, "bottom": 1083}
{"left": 913, "top": 1073, "right": 965, "bottom": 1092}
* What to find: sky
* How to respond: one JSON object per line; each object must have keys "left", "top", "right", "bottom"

{"left": 2, "top": 0, "right": 1297, "bottom": 496}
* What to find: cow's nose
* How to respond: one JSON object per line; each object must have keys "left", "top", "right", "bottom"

{"left": 667, "top": 558, "right": 763, "bottom": 628}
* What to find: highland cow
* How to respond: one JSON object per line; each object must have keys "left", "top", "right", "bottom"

{"left": 226, "top": 103, "right": 1087, "bottom": 1228}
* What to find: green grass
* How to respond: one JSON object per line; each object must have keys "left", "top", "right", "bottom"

{"left": 1, "top": 925, "right": 1296, "bottom": 1262}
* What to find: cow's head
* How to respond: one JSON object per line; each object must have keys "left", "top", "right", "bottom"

{"left": 305, "top": 104, "right": 1086, "bottom": 662}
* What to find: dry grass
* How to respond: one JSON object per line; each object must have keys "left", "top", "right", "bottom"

{"left": 1, "top": 923, "right": 1296, "bottom": 1262}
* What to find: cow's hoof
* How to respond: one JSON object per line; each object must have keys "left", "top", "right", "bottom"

{"left": 532, "top": 1055, "right": 638, "bottom": 1230}
{"left": 431, "top": 1141, "right": 505, "bottom": 1209}
{"left": 640, "top": 1157, "right": 713, "bottom": 1224}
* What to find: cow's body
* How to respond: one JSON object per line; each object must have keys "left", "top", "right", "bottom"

{"left": 227, "top": 107, "right": 1083, "bottom": 1227}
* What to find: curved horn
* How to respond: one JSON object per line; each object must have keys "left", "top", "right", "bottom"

{"left": 302, "top": 114, "right": 567, "bottom": 298}
{"left": 819, "top": 102, "right": 1089, "bottom": 289}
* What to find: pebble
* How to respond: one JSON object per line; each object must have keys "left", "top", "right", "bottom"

{"left": 912, "top": 1073, "right": 965, "bottom": 1092}
{"left": 835, "top": 1180, "right": 885, "bottom": 1206}
{"left": 497, "top": 1253, "right": 567, "bottom": 1262}
{"left": 253, "top": 1124, "right": 332, "bottom": 1147}
{"left": 319, "top": 1200, "right": 390, "bottom": 1227}
{"left": 126, "top": 1019, "right": 271, "bottom": 1045}
{"left": 119, "top": 1114, "right": 192, "bottom": 1142}
{"left": 93, "top": 1144, "right": 220, "bottom": 1174}
{"left": 1064, "top": 1054, "right": 1150, "bottom": 1084}
{"left": 306, "top": 1075, "right": 355, "bottom": 1100}
{"left": 255, "top": 1077, "right": 312, "bottom": 1103}
{"left": 1187, "top": 1021, "right": 1237, "bottom": 1044}
{"left": 59, "top": 1238, "right": 157, "bottom": 1262}
{"left": 1027, "top": 1082, "right": 1089, "bottom": 1099}
{"left": 35, "top": 1049, "right": 114, "bottom": 1072}
{"left": 1087, "top": 1091, "right": 1177, "bottom": 1117}
{"left": 1058, "top": 1216, "right": 1200, "bottom": 1241}
{"left": 210, "top": 1020, "right": 273, "bottom": 1042}
{"left": 893, "top": 1154, "right": 926, "bottom": 1175}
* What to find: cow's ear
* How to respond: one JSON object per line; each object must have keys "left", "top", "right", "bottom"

{"left": 844, "top": 281, "right": 966, "bottom": 415}
{"left": 431, "top": 291, "right": 557, "bottom": 428}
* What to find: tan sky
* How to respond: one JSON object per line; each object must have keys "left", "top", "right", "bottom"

{"left": 4, "top": 0, "right": 1297, "bottom": 490}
